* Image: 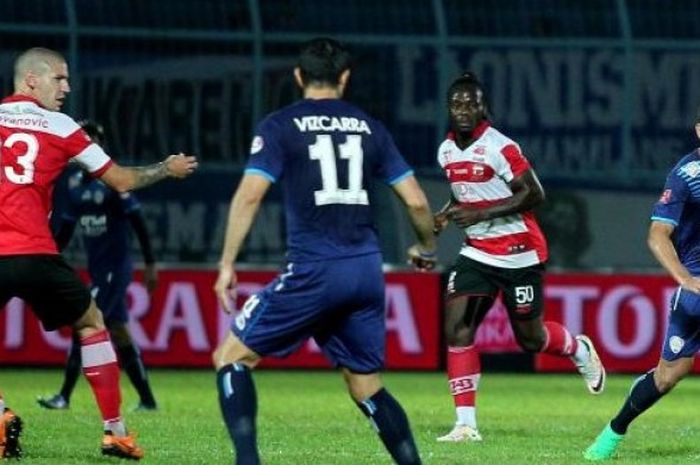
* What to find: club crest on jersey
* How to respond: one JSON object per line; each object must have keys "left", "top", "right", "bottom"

{"left": 659, "top": 189, "right": 672, "bottom": 204}
{"left": 681, "top": 161, "right": 700, "bottom": 178}
{"left": 669, "top": 335, "right": 685, "bottom": 354}
{"left": 250, "top": 136, "right": 264, "bottom": 154}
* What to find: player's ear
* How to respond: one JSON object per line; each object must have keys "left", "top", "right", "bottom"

{"left": 695, "top": 123, "right": 700, "bottom": 140}
{"left": 293, "top": 67, "right": 304, "bottom": 90}
{"left": 338, "top": 69, "right": 351, "bottom": 95}
{"left": 24, "top": 71, "right": 38, "bottom": 90}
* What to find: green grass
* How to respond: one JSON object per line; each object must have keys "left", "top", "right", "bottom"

{"left": 2, "top": 369, "right": 700, "bottom": 464}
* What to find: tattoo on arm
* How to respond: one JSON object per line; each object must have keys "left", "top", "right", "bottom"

{"left": 130, "top": 162, "right": 169, "bottom": 190}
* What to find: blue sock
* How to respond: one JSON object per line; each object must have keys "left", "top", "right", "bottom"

{"left": 356, "top": 388, "right": 422, "bottom": 465}
{"left": 216, "top": 364, "right": 260, "bottom": 465}
{"left": 610, "top": 370, "right": 664, "bottom": 434}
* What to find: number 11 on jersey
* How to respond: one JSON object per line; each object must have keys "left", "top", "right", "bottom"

{"left": 309, "top": 134, "right": 368, "bottom": 206}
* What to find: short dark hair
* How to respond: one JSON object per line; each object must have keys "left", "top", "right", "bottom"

{"left": 297, "top": 37, "right": 351, "bottom": 86}
{"left": 79, "top": 119, "right": 104, "bottom": 143}
{"left": 447, "top": 71, "right": 492, "bottom": 119}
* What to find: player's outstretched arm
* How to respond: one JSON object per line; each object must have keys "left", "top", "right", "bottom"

{"left": 648, "top": 220, "right": 700, "bottom": 293}
{"left": 99, "top": 153, "right": 198, "bottom": 193}
{"left": 392, "top": 175, "right": 437, "bottom": 271}
{"left": 214, "top": 174, "right": 271, "bottom": 313}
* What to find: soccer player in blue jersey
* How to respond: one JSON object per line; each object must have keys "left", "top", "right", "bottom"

{"left": 584, "top": 116, "right": 700, "bottom": 460}
{"left": 212, "top": 38, "right": 436, "bottom": 465}
{"left": 37, "top": 120, "right": 158, "bottom": 412}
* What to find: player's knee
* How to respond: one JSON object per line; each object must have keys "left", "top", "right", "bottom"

{"left": 517, "top": 335, "right": 544, "bottom": 353}
{"left": 73, "top": 301, "right": 106, "bottom": 335}
{"left": 445, "top": 326, "right": 474, "bottom": 347}
{"left": 342, "top": 369, "right": 382, "bottom": 402}
{"left": 212, "top": 337, "right": 259, "bottom": 370}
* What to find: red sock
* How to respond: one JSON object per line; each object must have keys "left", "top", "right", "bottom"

{"left": 541, "top": 321, "right": 578, "bottom": 357}
{"left": 446, "top": 345, "right": 480, "bottom": 408}
{"left": 81, "top": 330, "right": 121, "bottom": 422}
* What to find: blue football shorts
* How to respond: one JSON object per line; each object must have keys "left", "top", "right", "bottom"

{"left": 90, "top": 268, "right": 131, "bottom": 324}
{"left": 231, "top": 252, "right": 386, "bottom": 373}
{"left": 662, "top": 287, "right": 700, "bottom": 361}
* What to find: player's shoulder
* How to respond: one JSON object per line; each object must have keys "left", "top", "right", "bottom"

{"left": 673, "top": 149, "right": 700, "bottom": 179}
{"left": 481, "top": 125, "right": 518, "bottom": 151}
{"left": 0, "top": 98, "right": 82, "bottom": 138}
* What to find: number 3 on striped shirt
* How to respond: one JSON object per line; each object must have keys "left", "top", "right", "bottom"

{"left": 0, "top": 133, "right": 39, "bottom": 184}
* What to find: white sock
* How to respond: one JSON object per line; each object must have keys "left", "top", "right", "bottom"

{"left": 572, "top": 339, "right": 590, "bottom": 365}
{"left": 456, "top": 406, "right": 477, "bottom": 429}
{"left": 104, "top": 419, "right": 126, "bottom": 437}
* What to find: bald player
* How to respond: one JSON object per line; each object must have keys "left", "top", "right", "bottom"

{"left": 0, "top": 47, "right": 197, "bottom": 460}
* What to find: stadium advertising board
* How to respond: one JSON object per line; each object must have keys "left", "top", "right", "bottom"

{"left": 536, "top": 273, "right": 677, "bottom": 373}
{"left": 0, "top": 269, "right": 441, "bottom": 370}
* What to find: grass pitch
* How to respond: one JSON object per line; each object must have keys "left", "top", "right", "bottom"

{"left": 1, "top": 369, "right": 699, "bottom": 464}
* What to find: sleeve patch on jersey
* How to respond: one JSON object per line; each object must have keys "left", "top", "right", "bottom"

{"left": 250, "top": 136, "right": 264, "bottom": 155}
{"left": 680, "top": 161, "right": 700, "bottom": 178}
{"left": 659, "top": 189, "right": 672, "bottom": 204}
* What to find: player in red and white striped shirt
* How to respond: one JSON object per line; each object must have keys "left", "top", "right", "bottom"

{"left": 0, "top": 47, "right": 197, "bottom": 460}
{"left": 434, "top": 72, "right": 606, "bottom": 443}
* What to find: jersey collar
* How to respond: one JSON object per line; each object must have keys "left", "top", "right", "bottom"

{"left": 2, "top": 94, "right": 44, "bottom": 107}
{"left": 446, "top": 120, "right": 491, "bottom": 143}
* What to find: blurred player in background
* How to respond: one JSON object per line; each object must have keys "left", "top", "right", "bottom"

{"left": 0, "top": 47, "right": 197, "bottom": 460}
{"left": 584, "top": 112, "right": 700, "bottom": 460}
{"left": 37, "top": 120, "right": 158, "bottom": 412}
{"left": 212, "top": 37, "right": 436, "bottom": 465}
{"left": 433, "top": 72, "right": 606, "bottom": 442}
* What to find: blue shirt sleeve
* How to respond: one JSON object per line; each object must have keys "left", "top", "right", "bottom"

{"left": 244, "top": 117, "right": 284, "bottom": 183}
{"left": 651, "top": 167, "right": 689, "bottom": 226}
{"left": 372, "top": 121, "right": 413, "bottom": 185}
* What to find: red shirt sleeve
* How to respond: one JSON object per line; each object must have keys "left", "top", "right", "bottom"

{"left": 500, "top": 144, "right": 530, "bottom": 178}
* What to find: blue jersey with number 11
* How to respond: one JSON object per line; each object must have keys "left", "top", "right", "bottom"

{"left": 245, "top": 99, "right": 413, "bottom": 262}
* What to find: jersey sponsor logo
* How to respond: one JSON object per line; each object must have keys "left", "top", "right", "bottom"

{"left": 449, "top": 374, "right": 480, "bottom": 395}
{"left": 445, "top": 161, "right": 495, "bottom": 183}
{"left": 681, "top": 161, "right": 700, "bottom": 178}
{"left": 669, "top": 335, "right": 685, "bottom": 354}
{"left": 250, "top": 135, "right": 264, "bottom": 154}
{"left": 80, "top": 214, "right": 107, "bottom": 236}
{"left": 659, "top": 189, "right": 672, "bottom": 204}
{"left": 293, "top": 116, "right": 371, "bottom": 134}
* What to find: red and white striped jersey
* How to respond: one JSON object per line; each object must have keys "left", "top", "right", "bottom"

{"left": 0, "top": 95, "right": 113, "bottom": 255}
{"left": 437, "top": 121, "right": 548, "bottom": 268}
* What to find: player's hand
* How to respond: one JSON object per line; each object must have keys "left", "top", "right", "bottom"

{"left": 214, "top": 263, "right": 238, "bottom": 314}
{"left": 407, "top": 244, "right": 437, "bottom": 272}
{"left": 164, "top": 153, "right": 198, "bottom": 178}
{"left": 144, "top": 263, "right": 158, "bottom": 293}
{"left": 680, "top": 276, "right": 700, "bottom": 294}
{"left": 433, "top": 212, "right": 449, "bottom": 235}
{"left": 447, "top": 204, "right": 486, "bottom": 228}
